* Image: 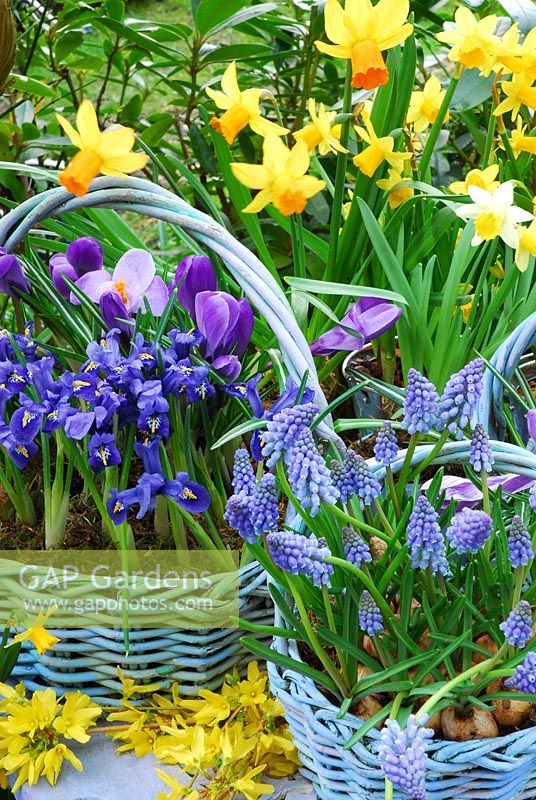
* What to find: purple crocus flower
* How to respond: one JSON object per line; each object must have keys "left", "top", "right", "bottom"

{"left": 169, "top": 254, "right": 218, "bottom": 316}
{"left": 195, "top": 291, "right": 253, "bottom": 360}
{"left": 421, "top": 474, "right": 535, "bottom": 511}
{"left": 0, "top": 248, "right": 30, "bottom": 297}
{"left": 528, "top": 410, "right": 536, "bottom": 440}
{"left": 49, "top": 237, "right": 103, "bottom": 299}
{"left": 73, "top": 249, "right": 168, "bottom": 318}
{"left": 310, "top": 297, "right": 402, "bottom": 356}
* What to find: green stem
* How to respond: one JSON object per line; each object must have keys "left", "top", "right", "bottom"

{"left": 325, "top": 556, "right": 395, "bottom": 630}
{"left": 322, "top": 585, "right": 350, "bottom": 689}
{"left": 330, "top": 503, "right": 398, "bottom": 549}
{"left": 290, "top": 214, "right": 306, "bottom": 279}
{"left": 419, "top": 68, "right": 462, "bottom": 178}
{"left": 396, "top": 433, "right": 419, "bottom": 504}
{"left": 482, "top": 112, "right": 496, "bottom": 166}
{"left": 373, "top": 497, "right": 396, "bottom": 539}
{"left": 410, "top": 429, "right": 450, "bottom": 481}
{"left": 386, "top": 466, "right": 400, "bottom": 519}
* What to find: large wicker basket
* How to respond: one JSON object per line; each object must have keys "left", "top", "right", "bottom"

{"left": 0, "top": 176, "right": 337, "bottom": 702}
{"left": 269, "top": 440, "right": 536, "bottom": 800}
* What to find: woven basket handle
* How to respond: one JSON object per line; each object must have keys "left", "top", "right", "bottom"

{"left": 0, "top": 177, "right": 341, "bottom": 445}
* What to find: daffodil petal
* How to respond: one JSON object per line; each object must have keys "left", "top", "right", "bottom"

{"left": 205, "top": 86, "right": 233, "bottom": 110}
{"left": 250, "top": 117, "right": 289, "bottom": 138}
{"left": 243, "top": 188, "right": 273, "bottom": 213}
{"left": 288, "top": 140, "right": 310, "bottom": 177}
{"left": 76, "top": 100, "right": 101, "bottom": 150}
{"left": 315, "top": 41, "right": 352, "bottom": 58}
{"left": 98, "top": 125, "right": 136, "bottom": 157}
{"left": 230, "top": 162, "right": 271, "bottom": 189}
{"left": 221, "top": 61, "right": 241, "bottom": 103}
{"left": 100, "top": 152, "right": 148, "bottom": 174}
{"left": 56, "top": 114, "right": 82, "bottom": 149}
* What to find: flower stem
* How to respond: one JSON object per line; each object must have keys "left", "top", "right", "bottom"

{"left": 419, "top": 68, "right": 462, "bottom": 178}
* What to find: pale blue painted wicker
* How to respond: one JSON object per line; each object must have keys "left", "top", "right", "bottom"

{"left": 269, "top": 439, "right": 536, "bottom": 800}
{"left": 477, "top": 312, "right": 536, "bottom": 442}
{"left": 0, "top": 176, "right": 340, "bottom": 703}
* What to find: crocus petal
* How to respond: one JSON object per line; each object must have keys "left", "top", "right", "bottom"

{"left": 310, "top": 325, "right": 365, "bottom": 356}
{"left": 100, "top": 291, "right": 133, "bottom": 337}
{"left": 138, "top": 277, "right": 169, "bottom": 317}
{"left": 348, "top": 299, "right": 402, "bottom": 341}
{"left": 226, "top": 298, "right": 254, "bottom": 357}
{"left": 212, "top": 355, "right": 242, "bottom": 380}
{"left": 66, "top": 237, "right": 103, "bottom": 275}
{"left": 527, "top": 410, "right": 536, "bottom": 440}
{"left": 73, "top": 270, "right": 112, "bottom": 304}
{"left": 195, "top": 291, "right": 238, "bottom": 359}
{"left": 113, "top": 249, "right": 156, "bottom": 303}
{"left": 173, "top": 254, "right": 218, "bottom": 317}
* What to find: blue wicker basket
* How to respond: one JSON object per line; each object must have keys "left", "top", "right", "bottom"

{"left": 477, "top": 312, "right": 536, "bottom": 442}
{"left": 268, "top": 439, "right": 536, "bottom": 800}
{"left": 0, "top": 176, "right": 338, "bottom": 703}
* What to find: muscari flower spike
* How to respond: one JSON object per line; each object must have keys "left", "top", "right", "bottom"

{"left": 224, "top": 492, "right": 257, "bottom": 544}
{"left": 402, "top": 369, "right": 439, "bottom": 435}
{"left": 287, "top": 426, "right": 340, "bottom": 516}
{"left": 507, "top": 515, "right": 534, "bottom": 569}
{"left": 250, "top": 473, "right": 279, "bottom": 536}
{"left": 373, "top": 421, "right": 399, "bottom": 466}
{"left": 336, "top": 449, "right": 382, "bottom": 507}
{"left": 505, "top": 651, "right": 536, "bottom": 693}
{"left": 261, "top": 402, "right": 319, "bottom": 468}
{"left": 407, "top": 495, "right": 449, "bottom": 576}
{"left": 266, "top": 530, "right": 333, "bottom": 587}
{"left": 500, "top": 600, "right": 533, "bottom": 648}
{"left": 446, "top": 508, "right": 492, "bottom": 554}
{"left": 232, "top": 448, "right": 256, "bottom": 495}
{"left": 378, "top": 714, "right": 433, "bottom": 800}
{"left": 437, "top": 358, "right": 484, "bottom": 435}
{"left": 342, "top": 526, "right": 372, "bottom": 567}
{"left": 358, "top": 590, "right": 384, "bottom": 636}
{"left": 469, "top": 423, "right": 494, "bottom": 473}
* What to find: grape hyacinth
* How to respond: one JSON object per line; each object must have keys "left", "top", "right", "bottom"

{"left": 402, "top": 369, "right": 439, "bottom": 435}
{"left": 287, "top": 426, "right": 340, "bottom": 516}
{"left": 500, "top": 600, "right": 533, "bottom": 648}
{"left": 446, "top": 508, "right": 492, "bottom": 554}
{"left": 437, "top": 358, "right": 484, "bottom": 435}
{"left": 266, "top": 531, "right": 333, "bottom": 586}
{"left": 224, "top": 492, "right": 256, "bottom": 544}
{"left": 358, "top": 590, "right": 384, "bottom": 636}
{"left": 261, "top": 402, "right": 319, "bottom": 468}
{"left": 342, "top": 526, "right": 372, "bottom": 566}
{"left": 507, "top": 515, "right": 534, "bottom": 568}
{"left": 469, "top": 423, "right": 494, "bottom": 473}
{"left": 374, "top": 421, "right": 399, "bottom": 466}
{"left": 332, "top": 449, "right": 382, "bottom": 506}
{"left": 407, "top": 496, "right": 449, "bottom": 576}
{"left": 250, "top": 473, "right": 279, "bottom": 536}
{"left": 378, "top": 714, "right": 433, "bottom": 800}
{"left": 505, "top": 652, "right": 536, "bottom": 693}
{"left": 232, "top": 448, "right": 256, "bottom": 495}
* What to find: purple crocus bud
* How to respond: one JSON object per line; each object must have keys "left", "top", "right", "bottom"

{"left": 88, "top": 433, "right": 121, "bottom": 473}
{"left": 446, "top": 508, "right": 492, "bottom": 554}
{"left": 507, "top": 515, "right": 534, "bottom": 568}
{"left": 402, "top": 369, "right": 439, "bottom": 435}
{"left": 378, "top": 714, "right": 433, "bottom": 800}
{"left": 342, "top": 526, "right": 371, "bottom": 566}
{"left": 358, "top": 590, "right": 384, "bottom": 636}
{"left": 469, "top": 423, "right": 494, "bottom": 473}
{"left": 505, "top": 652, "right": 536, "bottom": 693}
{"left": 261, "top": 402, "right": 319, "bottom": 468}
{"left": 162, "top": 471, "right": 211, "bottom": 514}
{"left": 500, "top": 600, "right": 533, "bottom": 647}
{"left": 211, "top": 354, "right": 242, "bottom": 381}
{"left": 407, "top": 496, "right": 449, "bottom": 576}
{"left": 0, "top": 248, "right": 30, "bottom": 297}
{"left": 194, "top": 291, "right": 253, "bottom": 360}
{"left": 310, "top": 297, "right": 402, "bottom": 356}
{"left": 171, "top": 254, "right": 217, "bottom": 316}
{"left": 437, "top": 358, "right": 484, "bottom": 436}
{"left": 49, "top": 238, "right": 103, "bottom": 299}
{"left": 287, "top": 426, "right": 340, "bottom": 516}
{"left": 266, "top": 530, "right": 333, "bottom": 586}
{"left": 232, "top": 448, "right": 256, "bottom": 495}
{"left": 373, "top": 421, "right": 399, "bottom": 466}
{"left": 250, "top": 473, "right": 279, "bottom": 536}
{"left": 527, "top": 410, "right": 536, "bottom": 440}
{"left": 100, "top": 290, "right": 133, "bottom": 337}
{"left": 224, "top": 491, "right": 257, "bottom": 543}
{"left": 530, "top": 484, "right": 536, "bottom": 513}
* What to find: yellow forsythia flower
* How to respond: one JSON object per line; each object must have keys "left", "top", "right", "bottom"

{"left": 56, "top": 100, "right": 147, "bottom": 196}
{"left": 231, "top": 136, "right": 325, "bottom": 215}
{"left": 510, "top": 118, "right": 536, "bottom": 158}
{"left": 376, "top": 168, "right": 414, "bottom": 208}
{"left": 494, "top": 74, "right": 536, "bottom": 121}
{"left": 515, "top": 219, "right": 536, "bottom": 272}
{"left": 455, "top": 181, "right": 533, "bottom": 248}
{"left": 315, "top": 0, "right": 412, "bottom": 90}
{"left": 294, "top": 99, "right": 346, "bottom": 155}
{"left": 353, "top": 117, "right": 411, "bottom": 177}
{"left": 437, "top": 7, "right": 499, "bottom": 73}
{"left": 449, "top": 164, "right": 500, "bottom": 196}
{"left": 8, "top": 609, "right": 60, "bottom": 656}
{"left": 407, "top": 76, "right": 448, "bottom": 133}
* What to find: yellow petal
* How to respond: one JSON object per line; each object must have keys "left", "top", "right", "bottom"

{"left": 100, "top": 152, "right": 148, "bottom": 174}
{"left": 97, "top": 126, "right": 136, "bottom": 158}
{"left": 288, "top": 140, "right": 310, "bottom": 177}
{"left": 250, "top": 117, "right": 289, "bottom": 138}
{"left": 56, "top": 114, "right": 82, "bottom": 149}
{"left": 76, "top": 100, "right": 101, "bottom": 150}
{"left": 231, "top": 162, "right": 271, "bottom": 189}
{"left": 205, "top": 87, "right": 233, "bottom": 110}
{"left": 297, "top": 174, "right": 326, "bottom": 198}
{"left": 315, "top": 40, "right": 352, "bottom": 59}
{"left": 243, "top": 188, "right": 273, "bottom": 213}
{"left": 376, "top": 0, "right": 409, "bottom": 29}
{"left": 378, "top": 21, "right": 413, "bottom": 50}
{"left": 263, "top": 135, "right": 291, "bottom": 174}
{"left": 324, "top": 0, "right": 354, "bottom": 46}
{"left": 221, "top": 61, "right": 241, "bottom": 103}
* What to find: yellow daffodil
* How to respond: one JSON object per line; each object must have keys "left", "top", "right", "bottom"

{"left": 515, "top": 219, "right": 536, "bottom": 272}
{"left": 459, "top": 299, "right": 473, "bottom": 323}
{"left": 353, "top": 117, "right": 411, "bottom": 177}
{"left": 343, "top": 188, "right": 354, "bottom": 219}
{"left": 231, "top": 136, "right": 325, "bottom": 215}
{"left": 510, "top": 118, "right": 536, "bottom": 158}
{"left": 494, "top": 74, "right": 536, "bottom": 121}
{"left": 437, "top": 8, "right": 499, "bottom": 73}
{"left": 56, "top": 100, "right": 147, "bottom": 197}
{"left": 376, "top": 168, "right": 413, "bottom": 208}
{"left": 490, "top": 23, "right": 521, "bottom": 75}
{"left": 293, "top": 99, "right": 346, "bottom": 155}
{"left": 496, "top": 27, "right": 536, "bottom": 82}
{"left": 449, "top": 164, "right": 500, "bottom": 195}
{"left": 206, "top": 62, "right": 288, "bottom": 145}
{"left": 315, "top": 0, "right": 412, "bottom": 90}
{"left": 8, "top": 609, "right": 60, "bottom": 656}
{"left": 456, "top": 181, "right": 533, "bottom": 248}
{"left": 406, "top": 76, "right": 447, "bottom": 133}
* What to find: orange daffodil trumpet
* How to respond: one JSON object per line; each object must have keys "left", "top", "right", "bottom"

{"left": 56, "top": 100, "right": 148, "bottom": 197}
{"left": 206, "top": 62, "right": 288, "bottom": 145}
{"left": 231, "top": 136, "right": 325, "bottom": 216}
{"left": 315, "top": 0, "right": 413, "bottom": 90}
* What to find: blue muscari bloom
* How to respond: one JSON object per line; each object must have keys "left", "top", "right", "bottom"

{"left": 402, "top": 369, "right": 439, "bottom": 435}
{"left": 500, "top": 600, "right": 533, "bottom": 647}
{"left": 446, "top": 508, "right": 492, "bottom": 554}
{"left": 508, "top": 515, "right": 534, "bottom": 568}
{"left": 469, "top": 423, "right": 494, "bottom": 473}
{"left": 437, "top": 357, "right": 484, "bottom": 436}
{"left": 287, "top": 426, "right": 339, "bottom": 516}
{"left": 266, "top": 530, "right": 333, "bottom": 586}
{"left": 407, "top": 496, "right": 449, "bottom": 576}
{"left": 350, "top": 451, "right": 382, "bottom": 506}
{"left": 262, "top": 402, "right": 319, "bottom": 468}
{"left": 378, "top": 714, "right": 433, "bottom": 800}
{"left": 530, "top": 484, "right": 536, "bottom": 513}
{"left": 138, "top": 396, "right": 170, "bottom": 439}
{"left": 224, "top": 492, "right": 257, "bottom": 543}
{"left": 342, "top": 526, "right": 372, "bottom": 566}
{"left": 250, "top": 473, "right": 279, "bottom": 536}
{"left": 374, "top": 421, "right": 399, "bottom": 466}
{"left": 358, "top": 590, "right": 384, "bottom": 636}
{"left": 232, "top": 448, "right": 256, "bottom": 495}
{"left": 88, "top": 433, "right": 121, "bottom": 473}
{"left": 505, "top": 651, "right": 536, "bottom": 693}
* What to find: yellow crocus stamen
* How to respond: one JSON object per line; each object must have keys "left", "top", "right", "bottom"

{"left": 114, "top": 279, "right": 129, "bottom": 304}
